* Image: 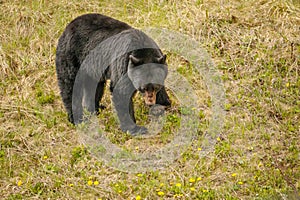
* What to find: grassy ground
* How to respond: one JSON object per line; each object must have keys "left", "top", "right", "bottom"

{"left": 0, "top": 0, "right": 299, "bottom": 199}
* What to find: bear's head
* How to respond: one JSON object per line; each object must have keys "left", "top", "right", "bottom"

{"left": 128, "top": 49, "right": 167, "bottom": 106}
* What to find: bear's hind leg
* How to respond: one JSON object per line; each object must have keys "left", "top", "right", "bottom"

{"left": 56, "top": 70, "right": 77, "bottom": 124}
{"left": 61, "top": 88, "right": 75, "bottom": 124}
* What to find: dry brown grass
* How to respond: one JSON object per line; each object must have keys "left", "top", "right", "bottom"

{"left": 0, "top": 0, "right": 299, "bottom": 199}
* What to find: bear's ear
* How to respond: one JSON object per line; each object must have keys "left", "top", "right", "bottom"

{"left": 157, "top": 54, "right": 167, "bottom": 64}
{"left": 129, "top": 55, "right": 142, "bottom": 66}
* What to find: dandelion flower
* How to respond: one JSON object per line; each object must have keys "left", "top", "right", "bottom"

{"left": 69, "top": 183, "right": 74, "bottom": 187}
{"left": 231, "top": 173, "right": 237, "bottom": 177}
{"left": 17, "top": 180, "right": 22, "bottom": 186}
{"left": 197, "top": 177, "right": 202, "bottom": 181}
{"left": 197, "top": 147, "right": 202, "bottom": 151}
{"left": 136, "top": 195, "right": 141, "bottom": 200}
{"left": 175, "top": 183, "right": 182, "bottom": 187}
{"left": 87, "top": 180, "right": 93, "bottom": 186}
{"left": 94, "top": 181, "right": 99, "bottom": 185}
{"left": 189, "top": 178, "right": 196, "bottom": 183}
{"left": 43, "top": 155, "right": 48, "bottom": 159}
{"left": 157, "top": 191, "right": 164, "bottom": 196}
{"left": 137, "top": 173, "right": 143, "bottom": 177}
{"left": 238, "top": 181, "right": 243, "bottom": 185}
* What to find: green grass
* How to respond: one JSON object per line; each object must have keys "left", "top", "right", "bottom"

{"left": 1, "top": 0, "right": 299, "bottom": 199}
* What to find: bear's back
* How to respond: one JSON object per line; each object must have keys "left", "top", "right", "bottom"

{"left": 58, "top": 13, "right": 132, "bottom": 64}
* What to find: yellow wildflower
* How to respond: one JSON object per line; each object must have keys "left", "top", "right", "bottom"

{"left": 197, "top": 177, "right": 202, "bottom": 181}
{"left": 69, "top": 183, "right": 74, "bottom": 187}
{"left": 17, "top": 180, "right": 22, "bottom": 186}
{"left": 94, "top": 181, "right": 99, "bottom": 186}
{"left": 175, "top": 183, "right": 182, "bottom": 187}
{"left": 87, "top": 180, "right": 93, "bottom": 186}
{"left": 157, "top": 191, "right": 164, "bottom": 196}
{"left": 159, "top": 183, "right": 165, "bottom": 187}
{"left": 202, "top": 189, "right": 208, "bottom": 193}
{"left": 197, "top": 147, "right": 202, "bottom": 151}
{"left": 238, "top": 181, "right": 243, "bottom": 185}
{"left": 231, "top": 173, "right": 237, "bottom": 177}
{"left": 136, "top": 195, "right": 141, "bottom": 200}
{"left": 190, "top": 187, "right": 196, "bottom": 191}
{"left": 189, "top": 178, "right": 196, "bottom": 183}
{"left": 137, "top": 173, "right": 143, "bottom": 177}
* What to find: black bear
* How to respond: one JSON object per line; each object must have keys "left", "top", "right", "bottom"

{"left": 55, "top": 13, "right": 171, "bottom": 135}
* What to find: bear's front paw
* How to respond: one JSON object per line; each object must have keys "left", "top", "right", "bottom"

{"left": 128, "top": 125, "right": 148, "bottom": 136}
{"left": 149, "top": 104, "right": 166, "bottom": 117}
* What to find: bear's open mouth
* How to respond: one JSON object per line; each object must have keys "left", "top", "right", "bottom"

{"left": 144, "top": 93, "right": 156, "bottom": 106}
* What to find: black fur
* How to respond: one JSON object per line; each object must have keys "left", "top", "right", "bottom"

{"left": 56, "top": 13, "right": 170, "bottom": 134}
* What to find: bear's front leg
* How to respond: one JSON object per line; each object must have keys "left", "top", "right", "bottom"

{"left": 114, "top": 97, "right": 147, "bottom": 135}
{"left": 156, "top": 86, "right": 171, "bottom": 107}
{"left": 112, "top": 74, "right": 148, "bottom": 136}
